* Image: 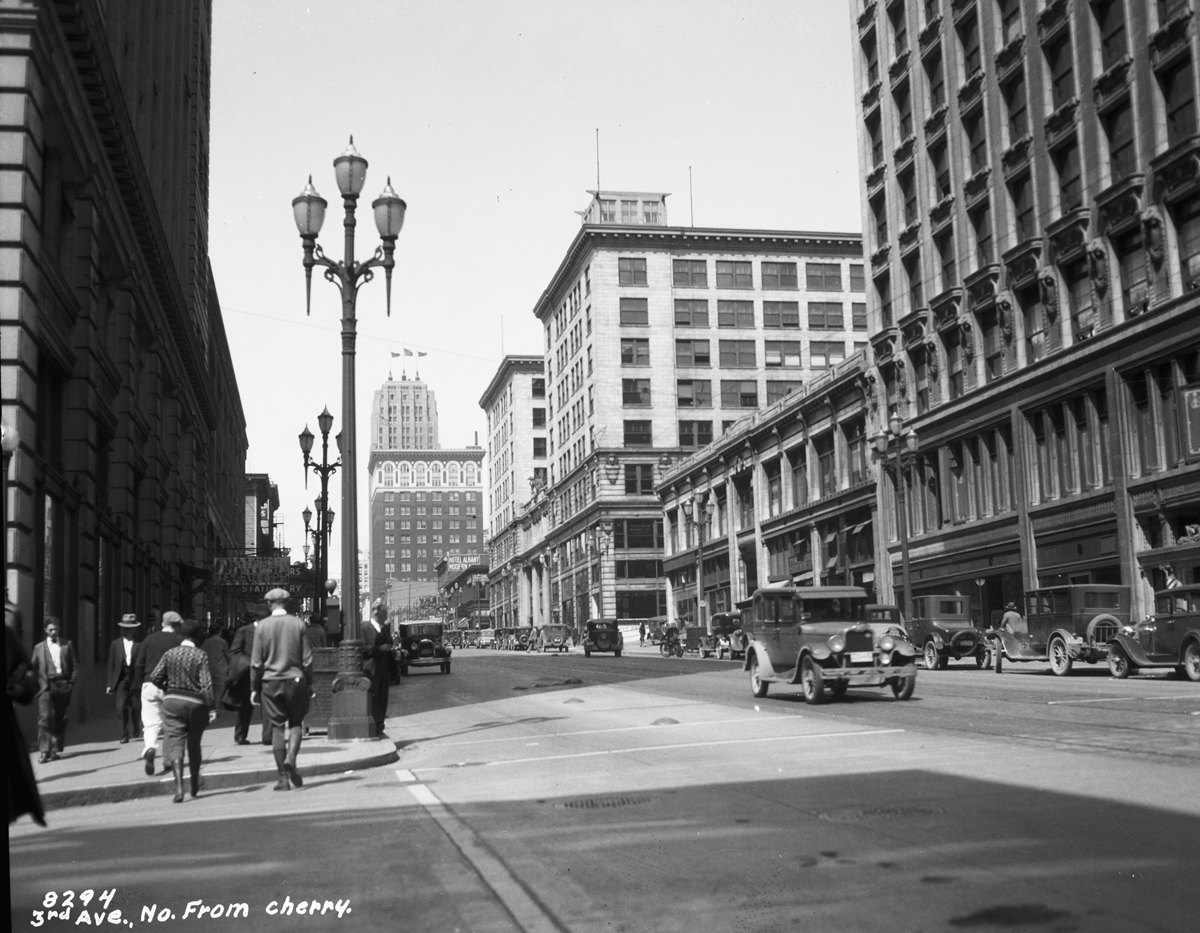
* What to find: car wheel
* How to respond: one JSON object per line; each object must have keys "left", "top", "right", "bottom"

{"left": 801, "top": 657, "right": 824, "bottom": 705}
{"left": 676, "top": 645, "right": 685, "bottom": 658}
{"left": 1183, "top": 642, "right": 1200, "bottom": 682}
{"left": 400, "top": 664, "right": 408, "bottom": 678}
{"left": 1048, "top": 636, "right": 1073, "bottom": 676}
{"left": 749, "top": 655, "right": 769, "bottom": 698}
{"left": 660, "top": 643, "right": 671, "bottom": 658}
{"left": 923, "top": 641, "right": 940, "bottom": 671}
{"left": 891, "top": 674, "right": 915, "bottom": 700}
{"left": 831, "top": 679, "right": 848, "bottom": 697}
{"left": 1107, "top": 644, "right": 1131, "bottom": 679}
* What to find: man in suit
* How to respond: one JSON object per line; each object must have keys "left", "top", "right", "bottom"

{"left": 30, "top": 617, "right": 77, "bottom": 762}
{"left": 201, "top": 617, "right": 231, "bottom": 719}
{"left": 230, "top": 616, "right": 272, "bottom": 746}
{"left": 106, "top": 613, "right": 142, "bottom": 743}
{"left": 134, "top": 611, "right": 182, "bottom": 775}
{"left": 361, "top": 598, "right": 395, "bottom": 736}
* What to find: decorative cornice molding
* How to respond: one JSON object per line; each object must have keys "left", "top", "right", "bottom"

{"left": 1037, "top": 0, "right": 1070, "bottom": 44}
{"left": 930, "top": 287, "right": 963, "bottom": 328}
{"left": 1149, "top": 134, "right": 1200, "bottom": 205}
{"left": 866, "top": 161, "right": 888, "bottom": 195}
{"left": 1094, "top": 173, "right": 1144, "bottom": 236}
{"left": 1093, "top": 54, "right": 1133, "bottom": 113}
{"left": 1045, "top": 207, "right": 1090, "bottom": 264}
{"left": 924, "top": 103, "right": 948, "bottom": 141}
{"left": 889, "top": 49, "right": 911, "bottom": 85}
{"left": 1002, "top": 237, "right": 1043, "bottom": 288}
{"left": 857, "top": 0, "right": 877, "bottom": 33}
{"left": 1150, "top": 8, "right": 1194, "bottom": 71}
{"left": 963, "top": 166, "right": 992, "bottom": 205}
{"left": 898, "top": 220, "right": 922, "bottom": 253}
{"left": 871, "top": 243, "right": 891, "bottom": 272}
{"left": 957, "top": 68, "right": 985, "bottom": 112}
{"left": 919, "top": 15, "right": 942, "bottom": 55}
{"left": 1001, "top": 134, "right": 1034, "bottom": 177}
{"left": 894, "top": 134, "right": 916, "bottom": 168}
{"left": 964, "top": 264, "right": 1002, "bottom": 313}
{"left": 995, "top": 34, "right": 1024, "bottom": 76}
{"left": 1045, "top": 96, "right": 1080, "bottom": 148}
{"left": 861, "top": 80, "right": 882, "bottom": 113}
{"left": 929, "top": 194, "right": 955, "bottom": 231}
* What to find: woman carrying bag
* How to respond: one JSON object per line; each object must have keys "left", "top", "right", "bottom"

{"left": 148, "top": 619, "right": 215, "bottom": 803}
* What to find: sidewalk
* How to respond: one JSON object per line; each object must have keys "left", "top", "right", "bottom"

{"left": 27, "top": 707, "right": 399, "bottom": 811}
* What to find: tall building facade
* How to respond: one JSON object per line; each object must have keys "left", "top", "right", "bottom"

{"left": 848, "top": 0, "right": 1200, "bottom": 622}
{"left": 0, "top": 1, "right": 246, "bottom": 729}
{"left": 495, "top": 191, "right": 865, "bottom": 632}
{"left": 480, "top": 355, "right": 546, "bottom": 627}
{"left": 370, "top": 373, "right": 439, "bottom": 450}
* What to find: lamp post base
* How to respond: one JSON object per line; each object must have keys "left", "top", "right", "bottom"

{"left": 326, "top": 643, "right": 380, "bottom": 741}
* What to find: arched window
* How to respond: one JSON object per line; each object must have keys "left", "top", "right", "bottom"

{"left": 466, "top": 463, "right": 477, "bottom": 486}
{"left": 383, "top": 462, "right": 395, "bottom": 487}
{"left": 398, "top": 462, "right": 411, "bottom": 486}
{"left": 431, "top": 462, "right": 443, "bottom": 487}
{"left": 448, "top": 462, "right": 460, "bottom": 486}
{"left": 415, "top": 462, "right": 427, "bottom": 486}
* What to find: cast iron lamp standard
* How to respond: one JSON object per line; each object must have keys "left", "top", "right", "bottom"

{"left": 299, "top": 409, "right": 340, "bottom": 620}
{"left": 680, "top": 496, "right": 716, "bottom": 633}
{"left": 293, "top": 138, "right": 406, "bottom": 741}
{"left": 873, "top": 414, "right": 919, "bottom": 626}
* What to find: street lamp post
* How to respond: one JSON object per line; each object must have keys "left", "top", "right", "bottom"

{"left": 681, "top": 496, "right": 716, "bottom": 632}
{"left": 293, "top": 138, "right": 406, "bottom": 741}
{"left": 873, "top": 414, "right": 919, "bottom": 624}
{"left": 299, "top": 409, "right": 340, "bottom": 621}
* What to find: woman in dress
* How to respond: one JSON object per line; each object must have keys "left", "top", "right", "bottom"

{"left": 148, "top": 619, "right": 215, "bottom": 802}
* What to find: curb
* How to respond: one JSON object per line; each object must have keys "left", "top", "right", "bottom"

{"left": 39, "top": 747, "right": 401, "bottom": 811}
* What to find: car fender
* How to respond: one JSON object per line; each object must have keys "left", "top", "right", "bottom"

{"left": 1179, "top": 632, "right": 1200, "bottom": 662}
{"left": 892, "top": 639, "right": 918, "bottom": 659}
{"left": 1108, "top": 631, "right": 1153, "bottom": 667}
{"left": 743, "top": 643, "right": 783, "bottom": 680}
{"left": 927, "top": 631, "right": 945, "bottom": 649}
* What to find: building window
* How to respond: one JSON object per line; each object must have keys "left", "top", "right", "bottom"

{"left": 623, "top": 420, "right": 652, "bottom": 446}
{"left": 981, "top": 309, "right": 1002, "bottom": 382}
{"left": 674, "top": 299, "right": 709, "bottom": 327}
{"left": 675, "top": 339, "right": 711, "bottom": 367}
{"left": 852, "top": 302, "right": 868, "bottom": 330}
{"left": 1094, "top": 0, "right": 1127, "bottom": 71}
{"left": 678, "top": 420, "right": 713, "bottom": 449}
{"left": 934, "top": 228, "right": 957, "bottom": 290}
{"left": 715, "top": 260, "right": 752, "bottom": 288}
{"left": 600, "top": 199, "right": 616, "bottom": 222}
{"left": 814, "top": 433, "right": 837, "bottom": 498}
{"left": 926, "top": 47, "right": 945, "bottom": 111}
{"left": 890, "top": 0, "right": 908, "bottom": 55}
{"left": 863, "top": 29, "right": 880, "bottom": 86}
{"left": 619, "top": 297, "right": 649, "bottom": 325}
{"left": 930, "top": 141, "right": 951, "bottom": 201}
{"left": 717, "top": 300, "right": 755, "bottom": 328}
{"left": 868, "top": 113, "right": 884, "bottom": 168}
{"left": 533, "top": 408, "right": 546, "bottom": 428}
{"left": 677, "top": 379, "right": 712, "bottom": 408}
{"left": 643, "top": 201, "right": 661, "bottom": 223}
{"left": 845, "top": 419, "right": 868, "bottom": 486}
{"left": 945, "top": 326, "right": 964, "bottom": 399}
{"left": 1105, "top": 103, "right": 1135, "bottom": 182}
{"left": 618, "top": 257, "right": 647, "bottom": 285}
{"left": 622, "top": 378, "right": 651, "bottom": 406}
{"left": 970, "top": 201, "right": 994, "bottom": 265}
{"left": 871, "top": 193, "right": 888, "bottom": 247}
{"left": 1115, "top": 227, "right": 1150, "bottom": 313}
{"left": 673, "top": 259, "right": 707, "bottom": 286}
{"left": 532, "top": 377, "right": 545, "bottom": 398}
{"left": 876, "top": 274, "right": 893, "bottom": 327}
{"left": 764, "top": 340, "right": 802, "bottom": 367}
{"left": 1064, "top": 259, "right": 1096, "bottom": 341}
{"left": 1054, "top": 141, "right": 1082, "bottom": 212}
{"left": 718, "top": 340, "right": 756, "bottom": 368}
{"left": 789, "top": 445, "right": 809, "bottom": 508}
{"left": 767, "top": 380, "right": 802, "bottom": 404}
{"left": 625, "top": 464, "right": 654, "bottom": 494}
{"left": 763, "top": 301, "right": 800, "bottom": 328}
{"left": 761, "top": 262, "right": 798, "bottom": 289}
{"left": 1019, "top": 284, "right": 1045, "bottom": 363}
{"left": 1002, "top": 70, "right": 1028, "bottom": 141}
{"left": 808, "top": 301, "right": 844, "bottom": 329}
{"left": 959, "top": 13, "right": 981, "bottom": 76}
{"left": 964, "top": 109, "right": 987, "bottom": 174}
{"left": 533, "top": 437, "right": 547, "bottom": 458}
{"left": 620, "top": 200, "right": 638, "bottom": 222}
{"left": 914, "top": 344, "right": 931, "bottom": 414}
{"left": 621, "top": 338, "right": 650, "bottom": 366}
{"left": 998, "top": 0, "right": 1022, "bottom": 45}
{"left": 810, "top": 341, "right": 846, "bottom": 370}
{"left": 1009, "top": 174, "right": 1034, "bottom": 242}
{"left": 850, "top": 263, "right": 865, "bottom": 291}
{"left": 720, "top": 380, "right": 759, "bottom": 408}
{"left": 1161, "top": 57, "right": 1197, "bottom": 146}
{"left": 900, "top": 168, "right": 918, "bottom": 225}
{"left": 1045, "top": 33, "right": 1075, "bottom": 110}
{"left": 903, "top": 250, "right": 924, "bottom": 311}
{"left": 807, "top": 262, "right": 843, "bottom": 291}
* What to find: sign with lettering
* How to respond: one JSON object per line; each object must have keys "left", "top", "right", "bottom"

{"left": 444, "top": 553, "right": 483, "bottom": 573}
{"left": 214, "top": 557, "right": 292, "bottom": 588}
{"left": 1183, "top": 384, "right": 1200, "bottom": 461}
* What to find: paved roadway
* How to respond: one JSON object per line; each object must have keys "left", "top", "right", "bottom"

{"left": 10, "top": 648, "right": 1200, "bottom": 933}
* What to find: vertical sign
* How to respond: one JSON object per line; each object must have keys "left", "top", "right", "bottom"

{"left": 1183, "top": 384, "right": 1200, "bottom": 461}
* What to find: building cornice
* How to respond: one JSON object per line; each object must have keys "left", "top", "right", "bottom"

{"left": 478, "top": 355, "right": 544, "bottom": 409}
{"left": 366, "top": 448, "right": 484, "bottom": 470}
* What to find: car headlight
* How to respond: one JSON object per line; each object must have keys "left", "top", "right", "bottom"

{"left": 829, "top": 635, "right": 846, "bottom": 653}
{"left": 879, "top": 635, "right": 895, "bottom": 652}
{"left": 1120, "top": 625, "right": 1137, "bottom": 636}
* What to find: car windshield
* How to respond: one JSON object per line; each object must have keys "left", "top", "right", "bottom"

{"left": 794, "top": 597, "right": 868, "bottom": 623}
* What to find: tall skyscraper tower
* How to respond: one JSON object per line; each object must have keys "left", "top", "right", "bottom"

{"left": 370, "top": 372, "right": 440, "bottom": 450}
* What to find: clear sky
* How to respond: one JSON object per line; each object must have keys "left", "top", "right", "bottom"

{"left": 209, "top": 0, "right": 862, "bottom": 582}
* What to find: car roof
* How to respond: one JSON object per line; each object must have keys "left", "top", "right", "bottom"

{"left": 754, "top": 585, "right": 868, "bottom": 599}
{"left": 1155, "top": 585, "right": 1200, "bottom": 596}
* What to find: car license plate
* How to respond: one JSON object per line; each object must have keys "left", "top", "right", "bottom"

{"left": 850, "top": 651, "right": 873, "bottom": 663}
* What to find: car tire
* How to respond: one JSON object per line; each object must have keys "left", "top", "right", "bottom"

{"left": 718, "top": 648, "right": 728, "bottom": 661}
{"left": 801, "top": 656, "right": 824, "bottom": 705}
{"left": 890, "top": 674, "right": 915, "bottom": 700}
{"left": 400, "top": 663, "right": 408, "bottom": 677}
{"left": 1107, "top": 644, "right": 1132, "bottom": 679}
{"left": 923, "top": 641, "right": 940, "bottom": 671}
{"left": 1048, "top": 636, "right": 1073, "bottom": 676}
{"left": 615, "top": 650, "right": 622, "bottom": 658}
{"left": 1182, "top": 641, "right": 1200, "bottom": 682}
{"left": 749, "top": 655, "right": 769, "bottom": 698}
{"left": 676, "top": 645, "right": 684, "bottom": 658}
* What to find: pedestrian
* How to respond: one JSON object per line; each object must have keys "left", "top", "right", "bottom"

{"left": 30, "top": 617, "right": 76, "bottom": 762}
{"left": 149, "top": 619, "right": 215, "bottom": 802}
{"left": 361, "top": 599, "right": 395, "bottom": 736}
{"left": 306, "top": 612, "right": 329, "bottom": 649}
{"left": 250, "top": 588, "right": 312, "bottom": 791}
{"left": 7, "top": 623, "right": 45, "bottom": 826}
{"left": 201, "top": 618, "right": 230, "bottom": 720}
{"left": 134, "top": 610, "right": 182, "bottom": 775}
{"left": 230, "top": 615, "right": 273, "bottom": 746}
{"left": 639, "top": 621, "right": 646, "bottom": 647}
{"left": 105, "top": 613, "right": 142, "bottom": 743}
{"left": 1000, "top": 601, "right": 1027, "bottom": 635}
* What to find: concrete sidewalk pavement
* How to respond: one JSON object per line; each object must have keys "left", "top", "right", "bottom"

{"left": 27, "top": 707, "right": 400, "bottom": 811}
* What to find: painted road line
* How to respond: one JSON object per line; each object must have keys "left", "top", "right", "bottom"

{"left": 405, "top": 782, "right": 566, "bottom": 933}
{"left": 1047, "top": 694, "right": 1200, "bottom": 705}
{"left": 430, "top": 714, "right": 807, "bottom": 748}
{"left": 394, "top": 769, "right": 417, "bottom": 782}
{"left": 416, "top": 728, "right": 906, "bottom": 771}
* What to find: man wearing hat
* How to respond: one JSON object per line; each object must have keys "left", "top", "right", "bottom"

{"left": 134, "top": 610, "right": 183, "bottom": 774}
{"left": 361, "top": 598, "right": 396, "bottom": 736}
{"left": 106, "top": 614, "right": 142, "bottom": 743}
{"left": 250, "top": 588, "right": 312, "bottom": 791}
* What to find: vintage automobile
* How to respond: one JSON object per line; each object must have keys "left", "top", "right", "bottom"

{"left": 535, "top": 623, "right": 572, "bottom": 652}
{"left": 711, "top": 610, "right": 747, "bottom": 661}
{"left": 584, "top": 619, "right": 623, "bottom": 657}
{"left": 989, "top": 584, "right": 1129, "bottom": 675}
{"left": 742, "top": 585, "right": 918, "bottom": 704}
{"left": 396, "top": 621, "right": 452, "bottom": 675}
{"left": 1108, "top": 585, "right": 1200, "bottom": 681}
{"left": 684, "top": 625, "right": 714, "bottom": 656}
{"left": 513, "top": 628, "right": 534, "bottom": 651}
{"left": 476, "top": 628, "right": 495, "bottom": 648}
{"left": 908, "top": 595, "right": 990, "bottom": 670}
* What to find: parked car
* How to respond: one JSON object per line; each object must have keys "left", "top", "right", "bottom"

{"left": 476, "top": 629, "right": 495, "bottom": 648}
{"left": 989, "top": 585, "right": 1130, "bottom": 675}
{"left": 535, "top": 623, "right": 572, "bottom": 652}
{"left": 513, "top": 628, "right": 534, "bottom": 651}
{"left": 1108, "top": 585, "right": 1200, "bottom": 681}
{"left": 908, "top": 595, "right": 990, "bottom": 670}
{"left": 742, "top": 585, "right": 918, "bottom": 704}
{"left": 584, "top": 619, "right": 623, "bottom": 657}
{"left": 711, "top": 610, "right": 747, "bottom": 660}
{"left": 396, "top": 621, "right": 452, "bottom": 675}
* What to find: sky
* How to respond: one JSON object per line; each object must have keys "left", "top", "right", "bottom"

{"left": 208, "top": 0, "right": 863, "bottom": 581}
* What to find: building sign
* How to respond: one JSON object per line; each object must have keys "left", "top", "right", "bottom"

{"left": 444, "top": 553, "right": 482, "bottom": 573}
{"left": 214, "top": 557, "right": 291, "bottom": 588}
{"left": 1184, "top": 384, "right": 1200, "bottom": 461}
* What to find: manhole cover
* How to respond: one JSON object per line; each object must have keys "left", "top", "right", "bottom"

{"left": 555, "top": 795, "right": 654, "bottom": 809}
{"left": 819, "top": 804, "right": 942, "bottom": 824}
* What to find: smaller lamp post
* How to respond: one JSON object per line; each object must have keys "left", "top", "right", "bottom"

{"left": 300, "top": 408, "right": 340, "bottom": 618}
{"left": 873, "top": 414, "right": 919, "bottom": 623}
{"left": 680, "top": 496, "right": 717, "bottom": 632}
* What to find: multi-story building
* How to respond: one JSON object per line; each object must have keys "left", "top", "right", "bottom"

{"left": 480, "top": 355, "right": 546, "bottom": 627}
{"left": 370, "top": 373, "right": 439, "bottom": 450}
{"left": 847, "top": 0, "right": 1200, "bottom": 623}
{"left": 244, "top": 476, "right": 280, "bottom": 556}
{"left": 0, "top": 1, "right": 246, "bottom": 730}
{"left": 501, "top": 190, "right": 865, "bottom": 632}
